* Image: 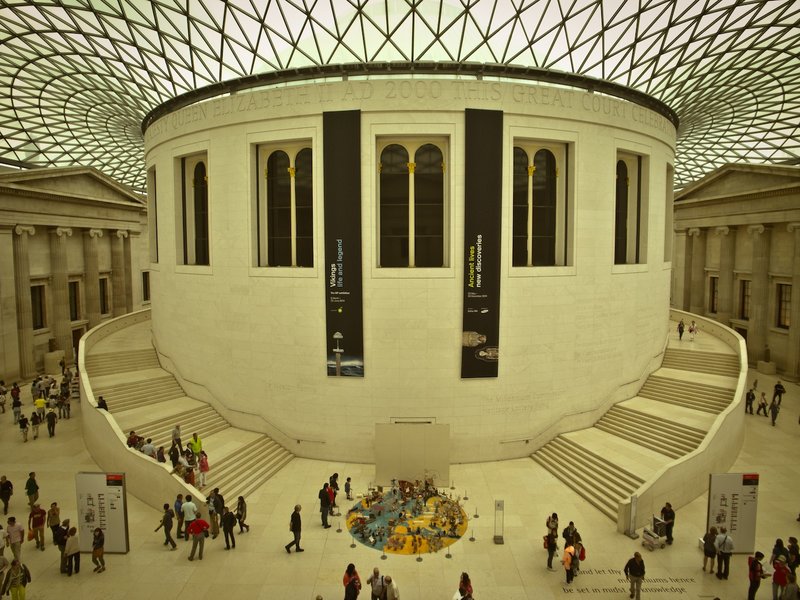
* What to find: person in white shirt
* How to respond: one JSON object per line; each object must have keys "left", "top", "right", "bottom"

{"left": 385, "top": 575, "right": 399, "bottom": 600}
{"left": 181, "top": 495, "right": 198, "bottom": 541}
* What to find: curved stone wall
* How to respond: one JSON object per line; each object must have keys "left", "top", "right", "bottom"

{"left": 144, "top": 78, "right": 676, "bottom": 462}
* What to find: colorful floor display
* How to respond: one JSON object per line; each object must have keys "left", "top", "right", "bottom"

{"left": 345, "top": 479, "right": 468, "bottom": 555}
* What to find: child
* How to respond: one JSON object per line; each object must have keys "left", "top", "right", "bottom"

{"left": 345, "top": 477, "right": 353, "bottom": 501}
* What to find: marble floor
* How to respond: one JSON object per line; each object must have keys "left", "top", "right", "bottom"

{"left": 1, "top": 360, "right": 797, "bottom": 599}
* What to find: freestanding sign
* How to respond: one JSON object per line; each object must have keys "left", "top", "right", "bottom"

{"left": 707, "top": 472, "right": 759, "bottom": 553}
{"left": 323, "top": 110, "right": 364, "bottom": 377}
{"left": 461, "top": 109, "right": 503, "bottom": 378}
{"left": 75, "top": 472, "right": 130, "bottom": 553}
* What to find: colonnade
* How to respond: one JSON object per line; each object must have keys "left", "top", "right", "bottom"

{"left": 675, "top": 222, "right": 800, "bottom": 378}
{"left": 12, "top": 225, "right": 133, "bottom": 378}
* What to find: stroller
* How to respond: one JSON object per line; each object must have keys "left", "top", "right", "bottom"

{"left": 642, "top": 515, "right": 667, "bottom": 551}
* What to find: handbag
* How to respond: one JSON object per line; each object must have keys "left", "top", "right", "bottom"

{"left": 543, "top": 535, "right": 548, "bottom": 550}
{"left": 27, "top": 528, "right": 35, "bottom": 541}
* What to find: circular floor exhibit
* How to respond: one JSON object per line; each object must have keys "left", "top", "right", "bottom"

{"left": 346, "top": 479, "right": 468, "bottom": 555}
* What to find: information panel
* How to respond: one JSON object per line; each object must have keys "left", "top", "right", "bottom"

{"left": 75, "top": 472, "right": 130, "bottom": 553}
{"left": 323, "top": 110, "right": 364, "bottom": 377}
{"left": 461, "top": 108, "right": 503, "bottom": 378}
{"left": 706, "top": 472, "right": 759, "bottom": 554}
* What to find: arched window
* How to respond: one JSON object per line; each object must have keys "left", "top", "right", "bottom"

{"left": 614, "top": 159, "right": 628, "bottom": 265}
{"left": 378, "top": 140, "right": 446, "bottom": 268}
{"left": 178, "top": 153, "right": 209, "bottom": 266}
{"left": 193, "top": 162, "right": 209, "bottom": 265}
{"left": 256, "top": 143, "right": 314, "bottom": 267}
{"left": 615, "top": 152, "right": 647, "bottom": 265}
{"left": 512, "top": 142, "right": 567, "bottom": 267}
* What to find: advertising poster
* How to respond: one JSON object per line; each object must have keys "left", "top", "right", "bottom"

{"left": 323, "top": 110, "right": 364, "bottom": 377}
{"left": 707, "top": 472, "right": 759, "bottom": 553}
{"left": 461, "top": 109, "right": 503, "bottom": 378}
{"left": 75, "top": 472, "right": 130, "bottom": 553}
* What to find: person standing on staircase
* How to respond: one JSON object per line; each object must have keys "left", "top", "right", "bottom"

{"left": 660, "top": 502, "right": 675, "bottom": 545}
{"left": 188, "top": 432, "right": 202, "bottom": 458}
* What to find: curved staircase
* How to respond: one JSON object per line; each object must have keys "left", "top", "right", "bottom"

{"left": 86, "top": 338, "right": 293, "bottom": 501}
{"left": 531, "top": 333, "right": 739, "bottom": 522}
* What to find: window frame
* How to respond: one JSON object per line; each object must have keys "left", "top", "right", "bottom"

{"left": 142, "top": 271, "right": 151, "bottom": 303}
{"left": 177, "top": 152, "right": 210, "bottom": 266}
{"left": 511, "top": 140, "right": 569, "bottom": 267}
{"left": 68, "top": 280, "right": 81, "bottom": 322}
{"left": 708, "top": 275, "right": 719, "bottom": 314}
{"left": 99, "top": 276, "right": 110, "bottom": 316}
{"left": 776, "top": 282, "right": 791, "bottom": 329}
{"left": 376, "top": 136, "right": 450, "bottom": 269}
{"left": 255, "top": 141, "right": 315, "bottom": 268}
{"left": 614, "top": 151, "right": 649, "bottom": 265}
{"left": 738, "top": 279, "right": 751, "bottom": 320}
{"left": 31, "top": 283, "right": 47, "bottom": 331}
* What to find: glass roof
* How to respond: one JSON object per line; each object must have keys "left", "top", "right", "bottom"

{"left": 0, "top": 0, "right": 797, "bottom": 192}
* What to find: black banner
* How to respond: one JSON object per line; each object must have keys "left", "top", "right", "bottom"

{"left": 323, "top": 110, "right": 364, "bottom": 377}
{"left": 461, "top": 109, "right": 503, "bottom": 378}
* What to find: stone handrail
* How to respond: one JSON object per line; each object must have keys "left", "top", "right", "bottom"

{"left": 616, "top": 309, "right": 748, "bottom": 533}
{"left": 78, "top": 309, "right": 209, "bottom": 515}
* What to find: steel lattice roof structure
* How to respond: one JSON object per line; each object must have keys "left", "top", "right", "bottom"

{"left": 0, "top": 0, "right": 798, "bottom": 193}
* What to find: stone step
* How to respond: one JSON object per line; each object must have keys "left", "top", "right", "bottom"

{"left": 593, "top": 419, "right": 684, "bottom": 459}
{"left": 608, "top": 405, "right": 706, "bottom": 443}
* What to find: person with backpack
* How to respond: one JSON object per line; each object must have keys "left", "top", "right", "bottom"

{"left": 561, "top": 542, "right": 577, "bottom": 583}
{"left": 366, "top": 566, "right": 385, "bottom": 600}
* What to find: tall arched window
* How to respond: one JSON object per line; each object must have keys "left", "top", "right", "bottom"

{"left": 615, "top": 151, "right": 647, "bottom": 265}
{"left": 379, "top": 140, "right": 446, "bottom": 268}
{"left": 512, "top": 142, "right": 568, "bottom": 267}
{"left": 614, "top": 159, "right": 628, "bottom": 265}
{"left": 256, "top": 143, "right": 314, "bottom": 267}
{"left": 178, "top": 153, "right": 210, "bottom": 266}
{"left": 193, "top": 162, "right": 209, "bottom": 265}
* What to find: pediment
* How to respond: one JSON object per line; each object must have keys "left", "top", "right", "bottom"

{"left": 0, "top": 167, "right": 144, "bottom": 205}
{"left": 677, "top": 164, "right": 800, "bottom": 201}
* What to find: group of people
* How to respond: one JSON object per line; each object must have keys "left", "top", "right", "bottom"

{"left": 318, "top": 472, "right": 352, "bottom": 528}
{"left": 0, "top": 471, "right": 108, "bottom": 599}
{"left": 746, "top": 537, "right": 799, "bottom": 600}
{"left": 676, "top": 319, "right": 699, "bottom": 341}
{"left": 161, "top": 490, "right": 250, "bottom": 559}
{"left": 2, "top": 375, "right": 69, "bottom": 443}
{"left": 543, "top": 513, "right": 586, "bottom": 584}
{"left": 745, "top": 379, "right": 787, "bottom": 426}
{"left": 341, "top": 564, "right": 403, "bottom": 600}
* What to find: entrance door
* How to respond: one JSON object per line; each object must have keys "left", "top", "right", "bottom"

{"left": 71, "top": 327, "right": 85, "bottom": 366}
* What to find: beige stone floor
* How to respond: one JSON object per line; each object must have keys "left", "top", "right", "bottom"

{"left": 2, "top": 329, "right": 797, "bottom": 599}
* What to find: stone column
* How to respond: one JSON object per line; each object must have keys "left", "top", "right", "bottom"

{"left": 785, "top": 223, "right": 800, "bottom": 379}
{"left": 715, "top": 226, "right": 735, "bottom": 325}
{"left": 123, "top": 232, "right": 133, "bottom": 312}
{"left": 83, "top": 229, "right": 103, "bottom": 328}
{"left": 0, "top": 226, "right": 21, "bottom": 380}
{"left": 111, "top": 230, "right": 128, "bottom": 317}
{"left": 688, "top": 227, "right": 707, "bottom": 315}
{"left": 672, "top": 229, "right": 690, "bottom": 309}
{"left": 747, "top": 224, "right": 771, "bottom": 365}
{"left": 12, "top": 225, "right": 36, "bottom": 378}
{"left": 49, "top": 227, "right": 74, "bottom": 364}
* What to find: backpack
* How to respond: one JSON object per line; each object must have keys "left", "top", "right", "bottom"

{"left": 579, "top": 544, "right": 586, "bottom": 561}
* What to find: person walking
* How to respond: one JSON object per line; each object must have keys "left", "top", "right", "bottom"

{"left": 29, "top": 412, "right": 40, "bottom": 440}
{"left": 677, "top": 319, "right": 685, "bottom": 340}
{"left": 458, "top": 572, "right": 473, "bottom": 599}
{"left": 5, "top": 517, "right": 25, "bottom": 561}
{"left": 715, "top": 526, "right": 734, "bottom": 579}
{"left": 284, "top": 504, "right": 303, "bottom": 553}
{"left": 45, "top": 408, "right": 58, "bottom": 437}
{"left": 18, "top": 414, "right": 29, "bottom": 443}
{"left": 235, "top": 496, "right": 250, "bottom": 533}
{"left": 0, "top": 476, "right": 13, "bottom": 515}
{"left": 366, "top": 566, "right": 386, "bottom": 600}
{"left": 384, "top": 575, "right": 399, "bottom": 600}
{"left": 773, "top": 380, "right": 786, "bottom": 405}
{"left": 24, "top": 473, "right": 38, "bottom": 508}
{"left": 91, "top": 527, "right": 105, "bottom": 573}
{"left": 174, "top": 494, "right": 184, "bottom": 538}
{"left": 343, "top": 563, "right": 362, "bottom": 600}
{"left": 660, "top": 502, "right": 675, "bottom": 545}
{"left": 769, "top": 398, "right": 781, "bottom": 426}
{"left": 27, "top": 503, "right": 46, "bottom": 551}
{"left": 221, "top": 506, "right": 237, "bottom": 550}
{"left": 64, "top": 527, "right": 80, "bottom": 576}
{"left": 154, "top": 503, "right": 177, "bottom": 550}
{"left": 198, "top": 451, "right": 209, "bottom": 488}
{"left": 319, "top": 483, "right": 331, "bottom": 528}
{"left": 688, "top": 320, "right": 698, "bottom": 341}
{"left": 186, "top": 517, "right": 210, "bottom": 561}
{"left": 774, "top": 555, "right": 791, "bottom": 599}
{"left": 745, "top": 388, "right": 756, "bottom": 414}
{"left": 0, "top": 559, "right": 31, "bottom": 599}
{"left": 624, "top": 551, "right": 646, "bottom": 600}
{"left": 757, "top": 392, "right": 769, "bottom": 416}
{"left": 54, "top": 519, "right": 70, "bottom": 574}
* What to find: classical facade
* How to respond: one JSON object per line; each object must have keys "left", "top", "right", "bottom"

{"left": 0, "top": 167, "right": 148, "bottom": 380}
{"left": 145, "top": 77, "right": 677, "bottom": 463}
{"left": 672, "top": 164, "right": 800, "bottom": 378}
